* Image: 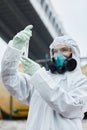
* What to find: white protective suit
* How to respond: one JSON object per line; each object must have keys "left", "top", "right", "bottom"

{"left": 1, "top": 35, "right": 87, "bottom": 130}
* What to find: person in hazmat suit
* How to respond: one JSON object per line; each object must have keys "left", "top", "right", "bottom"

{"left": 1, "top": 25, "right": 87, "bottom": 130}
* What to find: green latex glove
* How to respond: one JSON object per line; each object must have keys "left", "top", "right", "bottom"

{"left": 10, "top": 25, "right": 33, "bottom": 50}
{"left": 20, "top": 56, "right": 41, "bottom": 76}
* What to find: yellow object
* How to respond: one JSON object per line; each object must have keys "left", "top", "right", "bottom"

{"left": 81, "top": 64, "right": 87, "bottom": 76}
{"left": 0, "top": 63, "right": 29, "bottom": 119}
{"left": 0, "top": 109, "right": 2, "bottom": 119}
{"left": 0, "top": 77, "right": 29, "bottom": 119}
{"left": 18, "top": 62, "right": 23, "bottom": 72}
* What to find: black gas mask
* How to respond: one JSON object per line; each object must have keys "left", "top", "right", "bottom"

{"left": 47, "top": 53, "right": 77, "bottom": 74}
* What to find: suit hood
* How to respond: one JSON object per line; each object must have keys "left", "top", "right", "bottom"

{"left": 49, "top": 35, "right": 81, "bottom": 68}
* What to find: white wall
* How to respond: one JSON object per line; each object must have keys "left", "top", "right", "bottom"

{"left": 51, "top": 0, "right": 87, "bottom": 58}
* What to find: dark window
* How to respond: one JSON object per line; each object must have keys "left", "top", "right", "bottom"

{"left": 58, "top": 28, "right": 63, "bottom": 36}
{"left": 52, "top": 17, "right": 55, "bottom": 24}
{"left": 45, "top": 4, "right": 48, "bottom": 12}
{"left": 49, "top": 11, "right": 52, "bottom": 19}
{"left": 56, "top": 24, "right": 58, "bottom": 30}
{"left": 40, "top": 0, "right": 44, "bottom": 6}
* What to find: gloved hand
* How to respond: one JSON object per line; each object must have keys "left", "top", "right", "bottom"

{"left": 9, "top": 25, "right": 33, "bottom": 50}
{"left": 20, "top": 56, "right": 41, "bottom": 76}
